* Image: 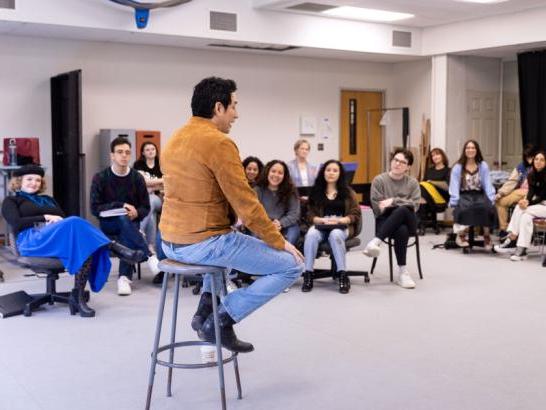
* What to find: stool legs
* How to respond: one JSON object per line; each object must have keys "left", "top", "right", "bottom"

{"left": 221, "top": 270, "right": 243, "bottom": 400}
{"left": 415, "top": 235, "right": 423, "bottom": 279}
{"left": 167, "top": 274, "right": 181, "bottom": 397}
{"left": 145, "top": 271, "right": 170, "bottom": 410}
{"left": 388, "top": 238, "right": 394, "bottom": 282}
{"left": 210, "top": 276, "right": 227, "bottom": 410}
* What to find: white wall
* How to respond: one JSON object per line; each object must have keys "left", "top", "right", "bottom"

{"left": 391, "top": 59, "right": 432, "bottom": 148}
{"left": 0, "top": 34, "right": 403, "bottom": 207}
{"left": 445, "top": 55, "right": 501, "bottom": 164}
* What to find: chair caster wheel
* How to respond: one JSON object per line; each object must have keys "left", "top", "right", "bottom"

{"left": 192, "top": 286, "right": 200, "bottom": 295}
{"left": 24, "top": 308, "right": 32, "bottom": 317}
{"left": 463, "top": 247, "right": 470, "bottom": 254}
{"left": 364, "top": 276, "right": 370, "bottom": 283}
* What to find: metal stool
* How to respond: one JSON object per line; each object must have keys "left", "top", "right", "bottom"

{"left": 145, "top": 259, "right": 243, "bottom": 410}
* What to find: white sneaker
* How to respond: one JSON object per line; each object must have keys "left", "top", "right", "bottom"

{"left": 493, "top": 237, "right": 517, "bottom": 254}
{"left": 226, "top": 279, "right": 238, "bottom": 294}
{"left": 117, "top": 276, "right": 132, "bottom": 296}
{"left": 510, "top": 248, "right": 527, "bottom": 261}
{"left": 147, "top": 254, "right": 160, "bottom": 275}
{"left": 455, "top": 234, "right": 469, "bottom": 248}
{"left": 362, "top": 241, "right": 381, "bottom": 258}
{"left": 397, "top": 272, "right": 416, "bottom": 289}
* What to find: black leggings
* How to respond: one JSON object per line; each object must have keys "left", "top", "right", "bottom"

{"left": 376, "top": 206, "right": 417, "bottom": 266}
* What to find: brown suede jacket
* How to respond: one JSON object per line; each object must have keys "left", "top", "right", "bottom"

{"left": 159, "top": 116, "right": 284, "bottom": 250}
{"left": 307, "top": 188, "right": 362, "bottom": 239}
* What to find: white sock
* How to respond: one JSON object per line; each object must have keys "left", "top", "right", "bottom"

{"left": 398, "top": 265, "right": 407, "bottom": 275}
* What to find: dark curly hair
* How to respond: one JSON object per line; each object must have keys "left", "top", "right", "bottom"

{"left": 191, "top": 77, "right": 237, "bottom": 119}
{"left": 242, "top": 156, "right": 264, "bottom": 182}
{"left": 309, "top": 160, "right": 350, "bottom": 207}
{"left": 256, "top": 160, "right": 296, "bottom": 209}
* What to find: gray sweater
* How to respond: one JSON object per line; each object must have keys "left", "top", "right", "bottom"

{"left": 370, "top": 172, "right": 420, "bottom": 217}
{"left": 254, "top": 186, "right": 300, "bottom": 228}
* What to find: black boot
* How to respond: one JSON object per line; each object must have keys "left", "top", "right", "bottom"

{"left": 198, "top": 311, "right": 254, "bottom": 353}
{"left": 191, "top": 292, "right": 219, "bottom": 332}
{"left": 301, "top": 271, "right": 313, "bottom": 292}
{"left": 338, "top": 271, "right": 350, "bottom": 294}
{"left": 108, "top": 241, "right": 146, "bottom": 264}
{"left": 152, "top": 271, "right": 165, "bottom": 285}
{"left": 69, "top": 259, "right": 95, "bottom": 318}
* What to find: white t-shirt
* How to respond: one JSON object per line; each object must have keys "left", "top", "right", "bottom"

{"left": 299, "top": 166, "right": 309, "bottom": 187}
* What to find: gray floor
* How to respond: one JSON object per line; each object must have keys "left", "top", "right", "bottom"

{"left": 1, "top": 234, "right": 546, "bottom": 410}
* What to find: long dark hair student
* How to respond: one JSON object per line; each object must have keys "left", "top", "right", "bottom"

{"left": 310, "top": 160, "right": 350, "bottom": 205}
{"left": 256, "top": 160, "right": 297, "bottom": 209}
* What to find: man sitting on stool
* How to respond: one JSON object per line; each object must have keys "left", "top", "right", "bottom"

{"left": 160, "top": 77, "right": 304, "bottom": 353}
{"left": 91, "top": 136, "right": 153, "bottom": 296}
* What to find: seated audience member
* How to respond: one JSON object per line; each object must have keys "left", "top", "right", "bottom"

{"left": 254, "top": 160, "right": 300, "bottom": 246}
{"left": 422, "top": 147, "right": 450, "bottom": 199}
{"left": 494, "top": 151, "right": 546, "bottom": 261}
{"left": 288, "top": 138, "right": 319, "bottom": 187}
{"left": 419, "top": 148, "right": 450, "bottom": 230}
{"left": 91, "top": 137, "right": 153, "bottom": 296}
{"left": 242, "top": 156, "right": 264, "bottom": 188}
{"left": 302, "top": 160, "right": 361, "bottom": 294}
{"left": 495, "top": 144, "right": 536, "bottom": 238}
{"left": 1, "top": 165, "right": 144, "bottom": 317}
{"left": 133, "top": 141, "right": 164, "bottom": 284}
{"left": 449, "top": 139, "right": 496, "bottom": 249}
{"left": 362, "top": 148, "right": 420, "bottom": 289}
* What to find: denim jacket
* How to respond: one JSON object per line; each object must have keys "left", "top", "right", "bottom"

{"left": 449, "top": 162, "right": 496, "bottom": 207}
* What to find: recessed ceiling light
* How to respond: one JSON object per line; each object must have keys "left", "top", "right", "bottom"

{"left": 455, "top": 0, "right": 510, "bottom": 4}
{"left": 322, "top": 6, "right": 414, "bottom": 22}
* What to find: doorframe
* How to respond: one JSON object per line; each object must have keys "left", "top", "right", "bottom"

{"left": 339, "top": 88, "right": 386, "bottom": 177}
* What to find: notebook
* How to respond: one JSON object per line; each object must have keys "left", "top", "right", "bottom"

{"left": 99, "top": 208, "right": 128, "bottom": 218}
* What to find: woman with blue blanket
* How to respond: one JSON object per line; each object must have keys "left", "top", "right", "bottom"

{"left": 1, "top": 165, "right": 144, "bottom": 317}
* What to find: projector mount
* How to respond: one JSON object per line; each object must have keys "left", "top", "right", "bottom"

{"left": 109, "top": 0, "right": 193, "bottom": 29}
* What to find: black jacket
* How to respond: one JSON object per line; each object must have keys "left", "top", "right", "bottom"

{"left": 1, "top": 195, "right": 65, "bottom": 236}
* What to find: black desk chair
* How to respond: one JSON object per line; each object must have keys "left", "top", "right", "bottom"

{"left": 308, "top": 215, "right": 369, "bottom": 285}
{"left": 7, "top": 231, "right": 88, "bottom": 316}
{"left": 370, "top": 233, "right": 424, "bottom": 283}
{"left": 312, "top": 237, "right": 369, "bottom": 283}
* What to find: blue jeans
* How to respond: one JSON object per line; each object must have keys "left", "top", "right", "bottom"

{"left": 282, "top": 224, "right": 300, "bottom": 245}
{"left": 162, "top": 231, "right": 303, "bottom": 322}
{"left": 303, "top": 226, "right": 348, "bottom": 272}
{"left": 100, "top": 215, "right": 150, "bottom": 279}
{"left": 140, "top": 193, "right": 162, "bottom": 251}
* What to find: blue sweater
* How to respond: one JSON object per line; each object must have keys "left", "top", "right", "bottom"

{"left": 449, "top": 162, "right": 496, "bottom": 207}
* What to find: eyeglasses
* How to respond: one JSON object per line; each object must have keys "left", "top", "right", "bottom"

{"left": 392, "top": 157, "right": 408, "bottom": 166}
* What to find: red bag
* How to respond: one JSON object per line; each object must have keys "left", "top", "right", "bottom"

{"left": 3, "top": 138, "right": 41, "bottom": 166}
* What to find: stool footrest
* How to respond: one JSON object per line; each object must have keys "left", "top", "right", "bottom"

{"left": 155, "top": 340, "right": 238, "bottom": 369}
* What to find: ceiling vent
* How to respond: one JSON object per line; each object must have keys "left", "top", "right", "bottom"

{"left": 208, "top": 42, "right": 299, "bottom": 52}
{"left": 210, "top": 11, "right": 237, "bottom": 32}
{"left": 0, "top": 0, "right": 15, "bottom": 9}
{"left": 392, "top": 30, "right": 412, "bottom": 48}
{"left": 286, "top": 2, "right": 336, "bottom": 13}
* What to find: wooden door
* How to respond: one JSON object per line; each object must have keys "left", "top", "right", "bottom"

{"left": 501, "top": 93, "right": 522, "bottom": 170}
{"left": 467, "top": 90, "right": 499, "bottom": 167}
{"left": 340, "top": 90, "right": 383, "bottom": 184}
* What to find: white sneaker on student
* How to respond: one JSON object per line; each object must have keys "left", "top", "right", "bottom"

{"left": 397, "top": 272, "right": 416, "bottom": 289}
{"left": 117, "top": 276, "right": 132, "bottom": 296}
{"left": 510, "top": 247, "right": 527, "bottom": 261}
{"left": 147, "top": 254, "right": 160, "bottom": 275}
{"left": 363, "top": 239, "right": 381, "bottom": 258}
{"left": 493, "top": 237, "right": 517, "bottom": 254}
